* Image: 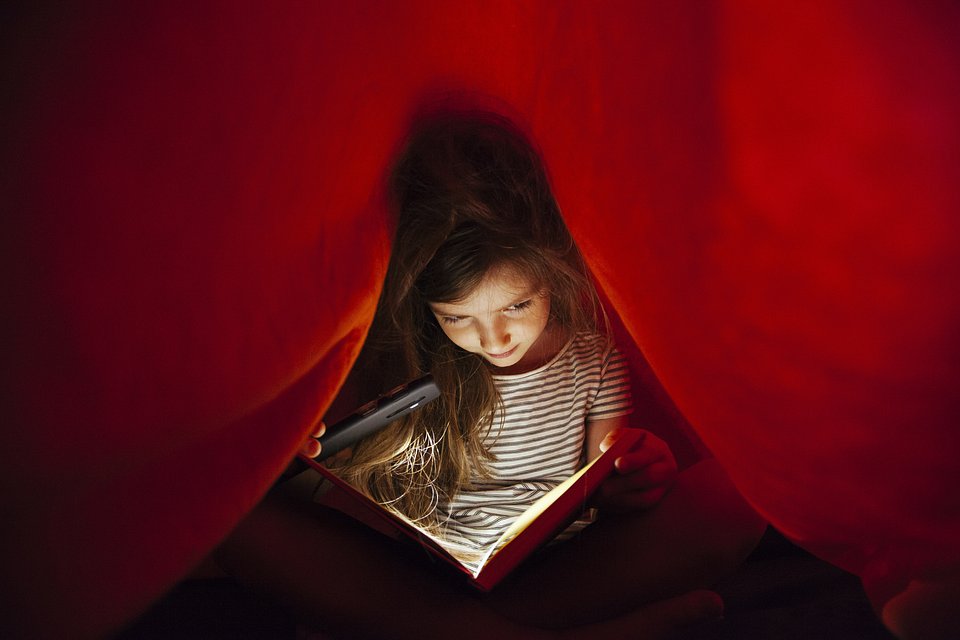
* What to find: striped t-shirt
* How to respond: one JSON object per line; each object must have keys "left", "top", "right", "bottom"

{"left": 435, "top": 332, "right": 633, "bottom": 557}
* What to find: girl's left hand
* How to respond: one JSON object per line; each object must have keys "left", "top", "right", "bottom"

{"left": 592, "top": 428, "right": 678, "bottom": 513}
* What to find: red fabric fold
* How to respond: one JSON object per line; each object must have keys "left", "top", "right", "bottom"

{"left": 3, "top": 2, "right": 957, "bottom": 637}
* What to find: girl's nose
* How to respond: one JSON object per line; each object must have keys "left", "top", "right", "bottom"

{"left": 479, "top": 319, "right": 510, "bottom": 351}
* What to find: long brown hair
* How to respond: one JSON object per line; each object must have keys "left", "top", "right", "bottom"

{"left": 334, "top": 111, "right": 605, "bottom": 531}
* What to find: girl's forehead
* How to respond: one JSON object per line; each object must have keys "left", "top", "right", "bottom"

{"left": 430, "top": 266, "right": 541, "bottom": 313}
{"left": 479, "top": 264, "right": 537, "bottom": 293}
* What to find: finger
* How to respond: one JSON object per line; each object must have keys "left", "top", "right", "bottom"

{"left": 310, "top": 420, "right": 327, "bottom": 438}
{"left": 599, "top": 428, "right": 646, "bottom": 453}
{"left": 608, "top": 459, "right": 677, "bottom": 489}
{"left": 614, "top": 447, "right": 672, "bottom": 473}
{"left": 298, "top": 438, "right": 322, "bottom": 458}
{"left": 594, "top": 471, "right": 672, "bottom": 510}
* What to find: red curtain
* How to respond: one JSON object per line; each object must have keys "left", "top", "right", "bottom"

{"left": 3, "top": 2, "right": 958, "bottom": 637}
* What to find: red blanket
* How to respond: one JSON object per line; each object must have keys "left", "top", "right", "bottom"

{"left": 3, "top": 2, "right": 958, "bottom": 637}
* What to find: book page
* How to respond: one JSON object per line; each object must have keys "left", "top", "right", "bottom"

{"left": 298, "top": 428, "right": 643, "bottom": 584}
{"left": 480, "top": 457, "right": 596, "bottom": 557}
{"left": 473, "top": 427, "right": 643, "bottom": 573}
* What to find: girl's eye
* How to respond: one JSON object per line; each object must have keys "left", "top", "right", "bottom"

{"left": 505, "top": 300, "right": 532, "bottom": 314}
{"left": 440, "top": 316, "right": 463, "bottom": 325}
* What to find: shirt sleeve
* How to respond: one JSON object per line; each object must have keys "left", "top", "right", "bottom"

{"left": 586, "top": 343, "right": 634, "bottom": 421}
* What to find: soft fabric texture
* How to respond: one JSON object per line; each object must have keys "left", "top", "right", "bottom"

{"left": 3, "top": 2, "right": 957, "bottom": 638}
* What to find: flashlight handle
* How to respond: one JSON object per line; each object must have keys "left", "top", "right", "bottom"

{"left": 317, "top": 375, "right": 440, "bottom": 460}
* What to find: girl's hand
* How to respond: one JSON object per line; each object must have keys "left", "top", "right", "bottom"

{"left": 592, "top": 428, "right": 678, "bottom": 513}
{"left": 298, "top": 420, "right": 326, "bottom": 458}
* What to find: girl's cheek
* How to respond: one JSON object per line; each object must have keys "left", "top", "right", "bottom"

{"left": 442, "top": 326, "right": 474, "bottom": 348}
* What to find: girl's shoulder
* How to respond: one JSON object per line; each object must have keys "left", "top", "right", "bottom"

{"left": 539, "top": 331, "right": 617, "bottom": 376}
{"left": 565, "top": 331, "right": 617, "bottom": 361}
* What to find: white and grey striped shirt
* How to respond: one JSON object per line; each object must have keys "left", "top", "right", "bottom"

{"left": 437, "top": 332, "right": 633, "bottom": 554}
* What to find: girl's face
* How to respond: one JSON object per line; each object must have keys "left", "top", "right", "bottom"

{"left": 428, "top": 266, "right": 552, "bottom": 373}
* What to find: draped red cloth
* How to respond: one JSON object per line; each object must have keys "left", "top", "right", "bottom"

{"left": 3, "top": 2, "right": 958, "bottom": 637}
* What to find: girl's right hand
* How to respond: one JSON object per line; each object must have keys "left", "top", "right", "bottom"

{"left": 298, "top": 420, "right": 326, "bottom": 458}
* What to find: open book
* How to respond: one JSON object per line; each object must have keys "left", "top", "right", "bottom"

{"left": 293, "top": 428, "right": 644, "bottom": 591}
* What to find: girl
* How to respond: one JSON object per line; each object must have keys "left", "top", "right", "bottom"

{"left": 333, "top": 112, "right": 666, "bottom": 563}
{"left": 218, "top": 110, "right": 766, "bottom": 639}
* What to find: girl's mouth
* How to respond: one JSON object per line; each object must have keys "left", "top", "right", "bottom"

{"left": 485, "top": 345, "right": 518, "bottom": 360}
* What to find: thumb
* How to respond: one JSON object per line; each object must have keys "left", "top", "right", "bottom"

{"left": 599, "top": 428, "right": 647, "bottom": 454}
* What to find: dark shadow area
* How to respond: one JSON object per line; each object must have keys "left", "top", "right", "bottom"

{"left": 672, "top": 528, "right": 896, "bottom": 640}
{"left": 117, "top": 578, "right": 296, "bottom": 640}
{"left": 120, "top": 528, "right": 895, "bottom": 639}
